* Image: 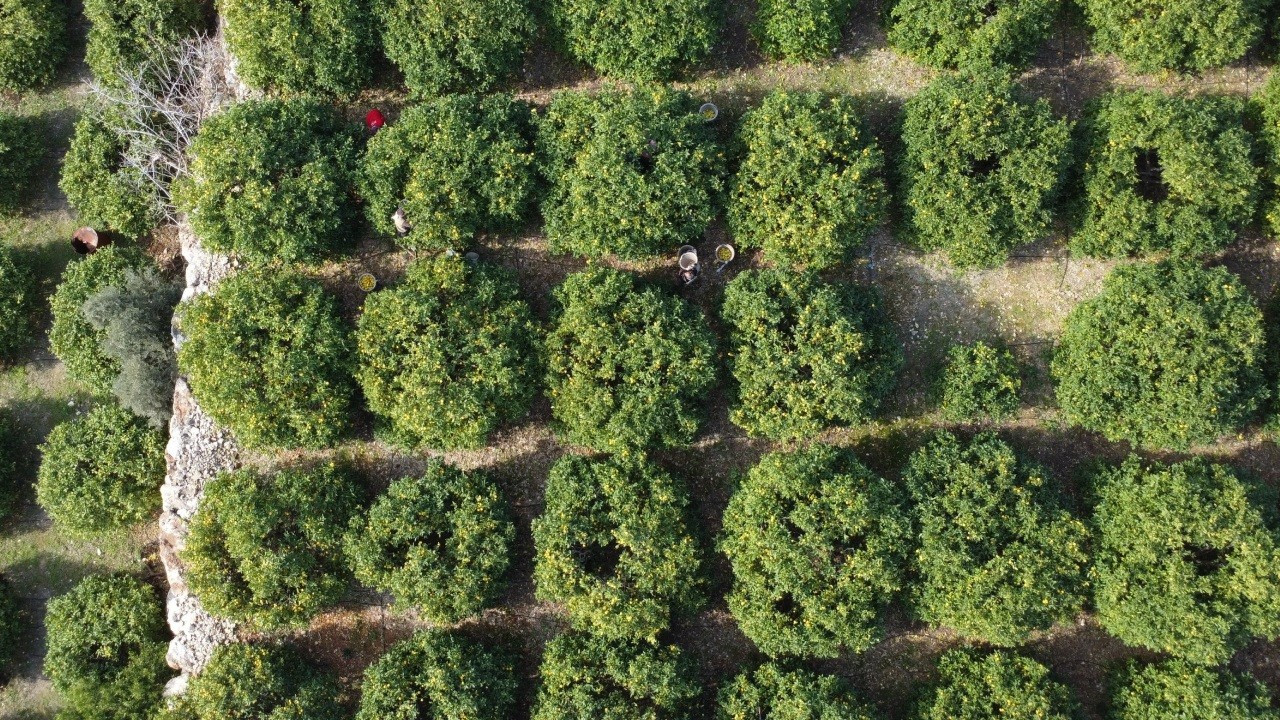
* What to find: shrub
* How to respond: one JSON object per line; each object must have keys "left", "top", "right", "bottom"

{"left": 533, "top": 633, "right": 699, "bottom": 720}
{"left": 358, "top": 95, "right": 537, "bottom": 252}
{"left": 913, "top": 650, "right": 1076, "bottom": 720}
{"left": 219, "top": 0, "right": 374, "bottom": 94}
{"left": 1073, "top": 91, "right": 1256, "bottom": 258}
{"left": 1110, "top": 660, "right": 1278, "bottom": 720}
{"left": 888, "top": 0, "right": 1057, "bottom": 69}
{"left": 0, "top": 243, "right": 34, "bottom": 362}
{"left": 83, "top": 0, "right": 202, "bottom": 85}
{"left": 539, "top": 87, "right": 725, "bottom": 259}
{"left": 728, "top": 91, "right": 886, "bottom": 269}
{"left": 904, "top": 432, "right": 1090, "bottom": 645}
{"left": 1082, "top": 0, "right": 1261, "bottom": 72}
{"left": 720, "top": 444, "right": 912, "bottom": 658}
{"left": 83, "top": 269, "right": 181, "bottom": 428}
{"left": 49, "top": 246, "right": 151, "bottom": 395}
{"left": 752, "top": 0, "right": 853, "bottom": 61}
{"left": 356, "top": 256, "right": 539, "bottom": 449}
{"left": 721, "top": 269, "right": 900, "bottom": 442}
{"left": 0, "top": 0, "right": 66, "bottom": 92}
{"left": 549, "top": 0, "right": 717, "bottom": 80}
{"left": 718, "top": 663, "right": 878, "bottom": 719}
{"left": 185, "top": 464, "right": 359, "bottom": 629}
{"left": 36, "top": 404, "right": 166, "bottom": 535}
{"left": 544, "top": 267, "right": 717, "bottom": 451}
{"left": 345, "top": 461, "right": 514, "bottom": 623}
{"left": 1052, "top": 261, "right": 1267, "bottom": 450}
{"left": 0, "top": 411, "right": 18, "bottom": 522}
{"left": 378, "top": 0, "right": 534, "bottom": 96}
{"left": 533, "top": 454, "right": 702, "bottom": 641}
{"left": 162, "top": 643, "right": 342, "bottom": 720}
{"left": 1094, "top": 456, "right": 1280, "bottom": 664}
{"left": 0, "top": 576, "right": 19, "bottom": 672}
{"left": 940, "top": 341, "right": 1021, "bottom": 422}
{"left": 1256, "top": 74, "right": 1280, "bottom": 239}
{"left": 0, "top": 111, "right": 40, "bottom": 211}
{"left": 177, "top": 268, "right": 355, "bottom": 449}
{"left": 175, "top": 99, "right": 359, "bottom": 264}
{"left": 44, "top": 575, "right": 170, "bottom": 720}
{"left": 899, "top": 69, "right": 1070, "bottom": 268}
{"left": 60, "top": 110, "right": 164, "bottom": 239}
{"left": 355, "top": 630, "right": 516, "bottom": 720}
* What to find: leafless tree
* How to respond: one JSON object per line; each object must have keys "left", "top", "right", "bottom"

{"left": 88, "top": 34, "right": 236, "bottom": 225}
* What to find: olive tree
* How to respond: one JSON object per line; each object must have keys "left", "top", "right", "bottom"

{"left": 722, "top": 269, "right": 900, "bottom": 442}
{"left": 728, "top": 91, "right": 886, "bottom": 269}
{"left": 1094, "top": 456, "right": 1280, "bottom": 664}
{"left": 345, "top": 461, "right": 514, "bottom": 623}
{"left": 533, "top": 633, "right": 699, "bottom": 720}
{"left": 899, "top": 69, "right": 1070, "bottom": 268}
{"left": 184, "top": 463, "right": 362, "bottom": 629}
{"left": 1052, "top": 261, "right": 1267, "bottom": 450}
{"left": 720, "top": 443, "right": 912, "bottom": 657}
{"left": 533, "top": 454, "right": 702, "bottom": 641}
{"left": 545, "top": 267, "right": 717, "bottom": 452}
{"left": 905, "top": 432, "right": 1090, "bottom": 645}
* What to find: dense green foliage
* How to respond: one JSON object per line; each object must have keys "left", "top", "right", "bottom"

{"left": 0, "top": 243, "right": 34, "bottom": 362}
{"left": 549, "top": 0, "right": 717, "bottom": 80}
{"left": 355, "top": 630, "right": 516, "bottom": 720}
{"left": 533, "top": 633, "right": 699, "bottom": 720}
{"left": 720, "top": 444, "right": 912, "bottom": 658}
{"left": 0, "top": 0, "right": 66, "bottom": 92}
{"left": 35, "top": 404, "right": 166, "bottom": 535}
{"left": 44, "top": 575, "right": 170, "bottom": 720}
{"left": 60, "top": 110, "right": 163, "bottom": 239}
{"left": 345, "top": 461, "right": 514, "bottom": 623}
{"left": 83, "top": 0, "right": 202, "bottom": 85}
{"left": 184, "top": 464, "right": 361, "bottom": 629}
{"left": 728, "top": 91, "right": 886, "bottom": 269}
{"left": 1094, "top": 456, "right": 1280, "bottom": 664}
{"left": 1082, "top": 0, "right": 1261, "bottom": 72}
{"left": 1052, "top": 261, "right": 1267, "bottom": 450}
{"left": 356, "top": 255, "right": 540, "bottom": 449}
{"left": 176, "top": 99, "right": 359, "bottom": 263}
{"left": 378, "top": 0, "right": 534, "bottom": 96}
{"left": 0, "top": 111, "right": 39, "bottom": 211}
{"left": 913, "top": 650, "right": 1076, "bottom": 720}
{"left": 1256, "top": 74, "right": 1280, "bottom": 238}
{"left": 0, "top": 411, "right": 18, "bottom": 522}
{"left": 0, "top": 576, "right": 19, "bottom": 672}
{"left": 752, "top": 0, "right": 853, "bottom": 61}
{"left": 904, "top": 432, "right": 1090, "bottom": 645}
{"left": 888, "top": 0, "right": 1057, "bottom": 69}
{"left": 539, "top": 87, "right": 725, "bottom": 259}
{"left": 83, "top": 269, "right": 181, "bottom": 428}
{"left": 545, "top": 267, "right": 716, "bottom": 451}
{"left": 1074, "top": 91, "right": 1256, "bottom": 258}
{"left": 49, "top": 246, "right": 151, "bottom": 394}
{"left": 722, "top": 269, "right": 900, "bottom": 441}
{"left": 1110, "top": 660, "right": 1280, "bottom": 720}
{"left": 358, "top": 95, "right": 537, "bottom": 252}
{"left": 718, "top": 663, "right": 878, "bottom": 720}
{"left": 940, "top": 341, "right": 1021, "bottom": 422}
{"left": 178, "top": 268, "right": 355, "bottom": 449}
{"left": 899, "top": 69, "right": 1070, "bottom": 268}
{"left": 162, "top": 643, "right": 342, "bottom": 720}
{"left": 218, "top": 0, "right": 374, "bottom": 94}
{"left": 533, "top": 454, "right": 702, "bottom": 641}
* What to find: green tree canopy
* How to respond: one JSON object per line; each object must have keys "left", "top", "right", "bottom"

{"left": 888, "top": 0, "right": 1057, "bottom": 69}
{"left": 720, "top": 444, "right": 912, "bottom": 658}
{"left": 722, "top": 269, "right": 900, "bottom": 441}
{"left": 533, "top": 633, "right": 699, "bottom": 720}
{"left": 1110, "top": 659, "right": 1280, "bottom": 720}
{"left": 60, "top": 109, "right": 163, "bottom": 239}
{"left": 378, "top": 0, "right": 534, "bottom": 96}
{"left": 0, "top": 243, "right": 34, "bottom": 362}
{"left": 1094, "top": 456, "right": 1280, "bottom": 664}
{"left": 161, "top": 643, "right": 342, "bottom": 720}
{"left": 1083, "top": 0, "right": 1261, "bottom": 72}
{"left": 940, "top": 341, "right": 1021, "bottom": 422}
{"left": 0, "top": 111, "right": 39, "bottom": 211}
{"left": 728, "top": 91, "right": 886, "bottom": 269}
{"left": 0, "top": 0, "right": 66, "bottom": 92}
{"left": 718, "top": 662, "right": 879, "bottom": 719}
{"left": 533, "top": 454, "right": 702, "bottom": 641}
{"left": 912, "top": 650, "right": 1076, "bottom": 720}
{"left": 1052, "top": 261, "right": 1267, "bottom": 450}
{"left": 219, "top": 0, "right": 375, "bottom": 94}
{"left": 83, "top": 0, "right": 202, "bottom": 85}
{"left": 356, "top": 630, "right": 516, "bottom": 720}
{"left": 548, "top": 0, "right": 717, "bottom": 80}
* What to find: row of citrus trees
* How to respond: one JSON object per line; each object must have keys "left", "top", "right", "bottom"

{"left": 1, "top": 0, "right": 1272, "bottom": 96}
{"left": 29, "top": 428, "right": 1280, "bottom": 718}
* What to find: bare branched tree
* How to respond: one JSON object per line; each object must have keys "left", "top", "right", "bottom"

{"left": 88, "top": 34, "right": 235, "bottom": 225}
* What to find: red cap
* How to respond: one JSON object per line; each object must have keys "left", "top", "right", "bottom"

{"left": 365, "top": 109, "right": 386, "bottom": 131}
